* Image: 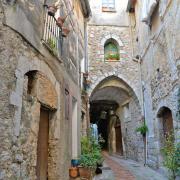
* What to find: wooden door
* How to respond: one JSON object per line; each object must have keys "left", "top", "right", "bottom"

{"left": 37, "top": 108, "right": 49, "bottom": 180}
{"left": 115, "top": 125, "right": 123, "bottom": 155}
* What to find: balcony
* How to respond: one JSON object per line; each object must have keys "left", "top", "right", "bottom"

{"left": 42, "top": 8, "right": 63, "bottom": 60}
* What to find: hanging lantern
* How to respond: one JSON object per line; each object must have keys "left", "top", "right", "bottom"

{"left": 109, "top": 109, "right": 115, "bottom": 116}
{"left": 100, "top": 111, "right": 107, "bottom": 119}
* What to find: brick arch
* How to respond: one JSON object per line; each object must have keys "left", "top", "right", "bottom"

{"left": 10, "top": 56, "right": 60, "bottom": 137}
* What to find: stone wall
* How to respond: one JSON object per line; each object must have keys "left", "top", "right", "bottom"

{"left": 0, "top": 0, "right": 89, "bottom": 179}
{"left": 130, "top": 0, "right": 180, "bottom": 168}
{"left": 88, "top": 25, "right": 141, "bottom": 104}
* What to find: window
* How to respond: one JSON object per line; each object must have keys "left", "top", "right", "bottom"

{"left": 25, "top": 71, "right": 37, "bottom": 95}
{"left": 104, "top": 39, "right": 120, "bottom": 61}
{"left": 102, "top": 0, "right": 115, "bottom": 11}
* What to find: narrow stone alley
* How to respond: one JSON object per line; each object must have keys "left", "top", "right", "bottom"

{"left": 0, "top": 0, "right": 180, "bottom": 180}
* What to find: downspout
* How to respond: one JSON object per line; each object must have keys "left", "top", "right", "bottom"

{"left": 84, "top": 19, "right": 90, "bottom": 131}
{"left": 84, "top": 19, "right": 88, "bottom": 73}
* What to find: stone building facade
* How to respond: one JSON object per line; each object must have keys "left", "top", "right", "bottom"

{"left": 127, "top": 0, "right": 180, "bottom": 170}
{"left": 87, "top": 0, "right": 180, "bottom": 172}
{"left": 0, "top": 0, "right": 90, "bottom": 179}
{"left": 87, "top": 0, "right": 145, "bottom": 162}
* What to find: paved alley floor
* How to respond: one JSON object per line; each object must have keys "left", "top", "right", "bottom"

{"left": 100, "top": 152, "right": 168, "bottom": 180}
{"left": 72, "top": 153, "right": 168, "bottom": 180}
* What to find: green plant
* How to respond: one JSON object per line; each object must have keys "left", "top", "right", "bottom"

{"left": 135, "top": 123, "right": 148, "bottom": 136}
{"left": 161, "top": 134, "right": 180, "bottom": 180}
{"left": 47, "top": 38, "right": 57, "bottom": 55}
{"left": 47, "top": 38, "right": 56, "bottom": 49}
{"left": 105, "top": 53, "right": 120, "bottom": 60}
{"left": 80, "top": 132, "right": 104, "bottom": 169}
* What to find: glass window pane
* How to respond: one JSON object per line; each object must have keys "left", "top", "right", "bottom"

{"left": 102, "top": 0, "right": 115, "bottom": 8}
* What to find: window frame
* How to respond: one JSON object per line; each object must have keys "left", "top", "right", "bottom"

{"left": 102, "top": 0, "right": 116, "bottom": 12}
{"left": 104, "top": 39, "right": 120, "bottom": 62}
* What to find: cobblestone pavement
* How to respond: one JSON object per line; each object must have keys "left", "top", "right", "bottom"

{"left": 105, "top": 152, "right": 168, "bottom": 180}
{"left": 102, "top": 152, "right": 135, "bottom": 180}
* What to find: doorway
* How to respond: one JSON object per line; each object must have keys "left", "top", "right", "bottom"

{"left": 115, "top": 121, "right": 123, "bottom": 155}
{"left": 157, "top": 107, "right": 174, "bottom": 146}
{"left": 37, "top": 107, "right": 49, "bottom": 180}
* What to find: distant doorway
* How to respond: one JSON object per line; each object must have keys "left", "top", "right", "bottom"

{"left": 37, "top": 107, "right": 49, "bottom": 180}
{"left": 115, "top": 121, "right": 123, "bottom": 155}
{"left": 157, "top": 107, "right": 174, "bottom": 145}
{"left": 157, "top": 106, "right": 174, "bottom": 163}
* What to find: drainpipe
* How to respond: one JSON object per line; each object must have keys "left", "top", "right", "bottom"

{"left": 84, "top": 18, "right": 91, "bottom": 131}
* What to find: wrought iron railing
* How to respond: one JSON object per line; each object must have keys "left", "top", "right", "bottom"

{"left": 42, "top": 8, "right": 62, "bottom": 59}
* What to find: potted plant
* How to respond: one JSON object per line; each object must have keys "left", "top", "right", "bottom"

{"left": 62, "top": 27, "right": 70, "bottom": 37}
{"left": 69, "top": 166, "right": 79, "bottom": 178}
{"left": 47, "top": 5, "right": 57, "bottom": 16}
{"left": 56, "top": 16, "right": 66, "bottom": 28}
{"left": 79, "top": 133, "right": 103, "bottom": 179}
{"left": 105, "top": 53, "right": 120, "bottom": 60}
{"left": 135, "top": 122, "right": 148, "bottom": 137}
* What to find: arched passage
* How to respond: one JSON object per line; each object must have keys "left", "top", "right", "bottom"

{"left": 90, "top": 76, "right": 144, "bottom": 161}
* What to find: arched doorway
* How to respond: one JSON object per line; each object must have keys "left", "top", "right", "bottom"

{"left": 23, "top": 71, "right": 58, "bottom": 179}
{"left": 89, "top": 76, "right": 143, "bottom": 160}
{"left": 157, "top": 106, "right": 174, "bottom": 150}
{"left": 114, "top": 118, "right": 123, "bottom": 155}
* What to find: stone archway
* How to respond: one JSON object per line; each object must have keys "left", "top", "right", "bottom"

{"left": 89, "top": 75, "right": 144, "bottom": 161}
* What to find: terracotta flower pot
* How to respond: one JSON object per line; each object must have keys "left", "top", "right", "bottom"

{"left": 56, "top": 17, "right": 66, "bottom": 28}
{"left": 69, "top": 167, "right": 78, "bottom": 178}
{"left": 79, "top": 167, "right": 91, "bottom": 179}
{"left": 62, "top": 27, "right": 70, "bottom": 37}
{"left": 48, "top": 5, "right": 57, "bottom": 16}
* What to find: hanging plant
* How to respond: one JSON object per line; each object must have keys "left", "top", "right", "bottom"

{"left": 136, "top": 123, "right": 148, "bottom": 136}
{"left": 47, "top": 5, "right": 57, "bottom": 16}
{"left": 56, "top": 16, "right": 66, "bottom": 28}
{"left": 62, "top": 27, "right": 70, "bottom": 37}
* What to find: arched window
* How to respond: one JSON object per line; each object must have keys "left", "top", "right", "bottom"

{"left": 104, "top": 39, "right": 120, "bottom": 61}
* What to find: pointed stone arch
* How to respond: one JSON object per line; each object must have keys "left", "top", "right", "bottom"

{"left": 89, "top": 73, "right": 141, "bottom": 106}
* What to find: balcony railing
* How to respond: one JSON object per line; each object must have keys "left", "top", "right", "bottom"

{"left": 42, "top": 8, "right": 63, "bottom": 59}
